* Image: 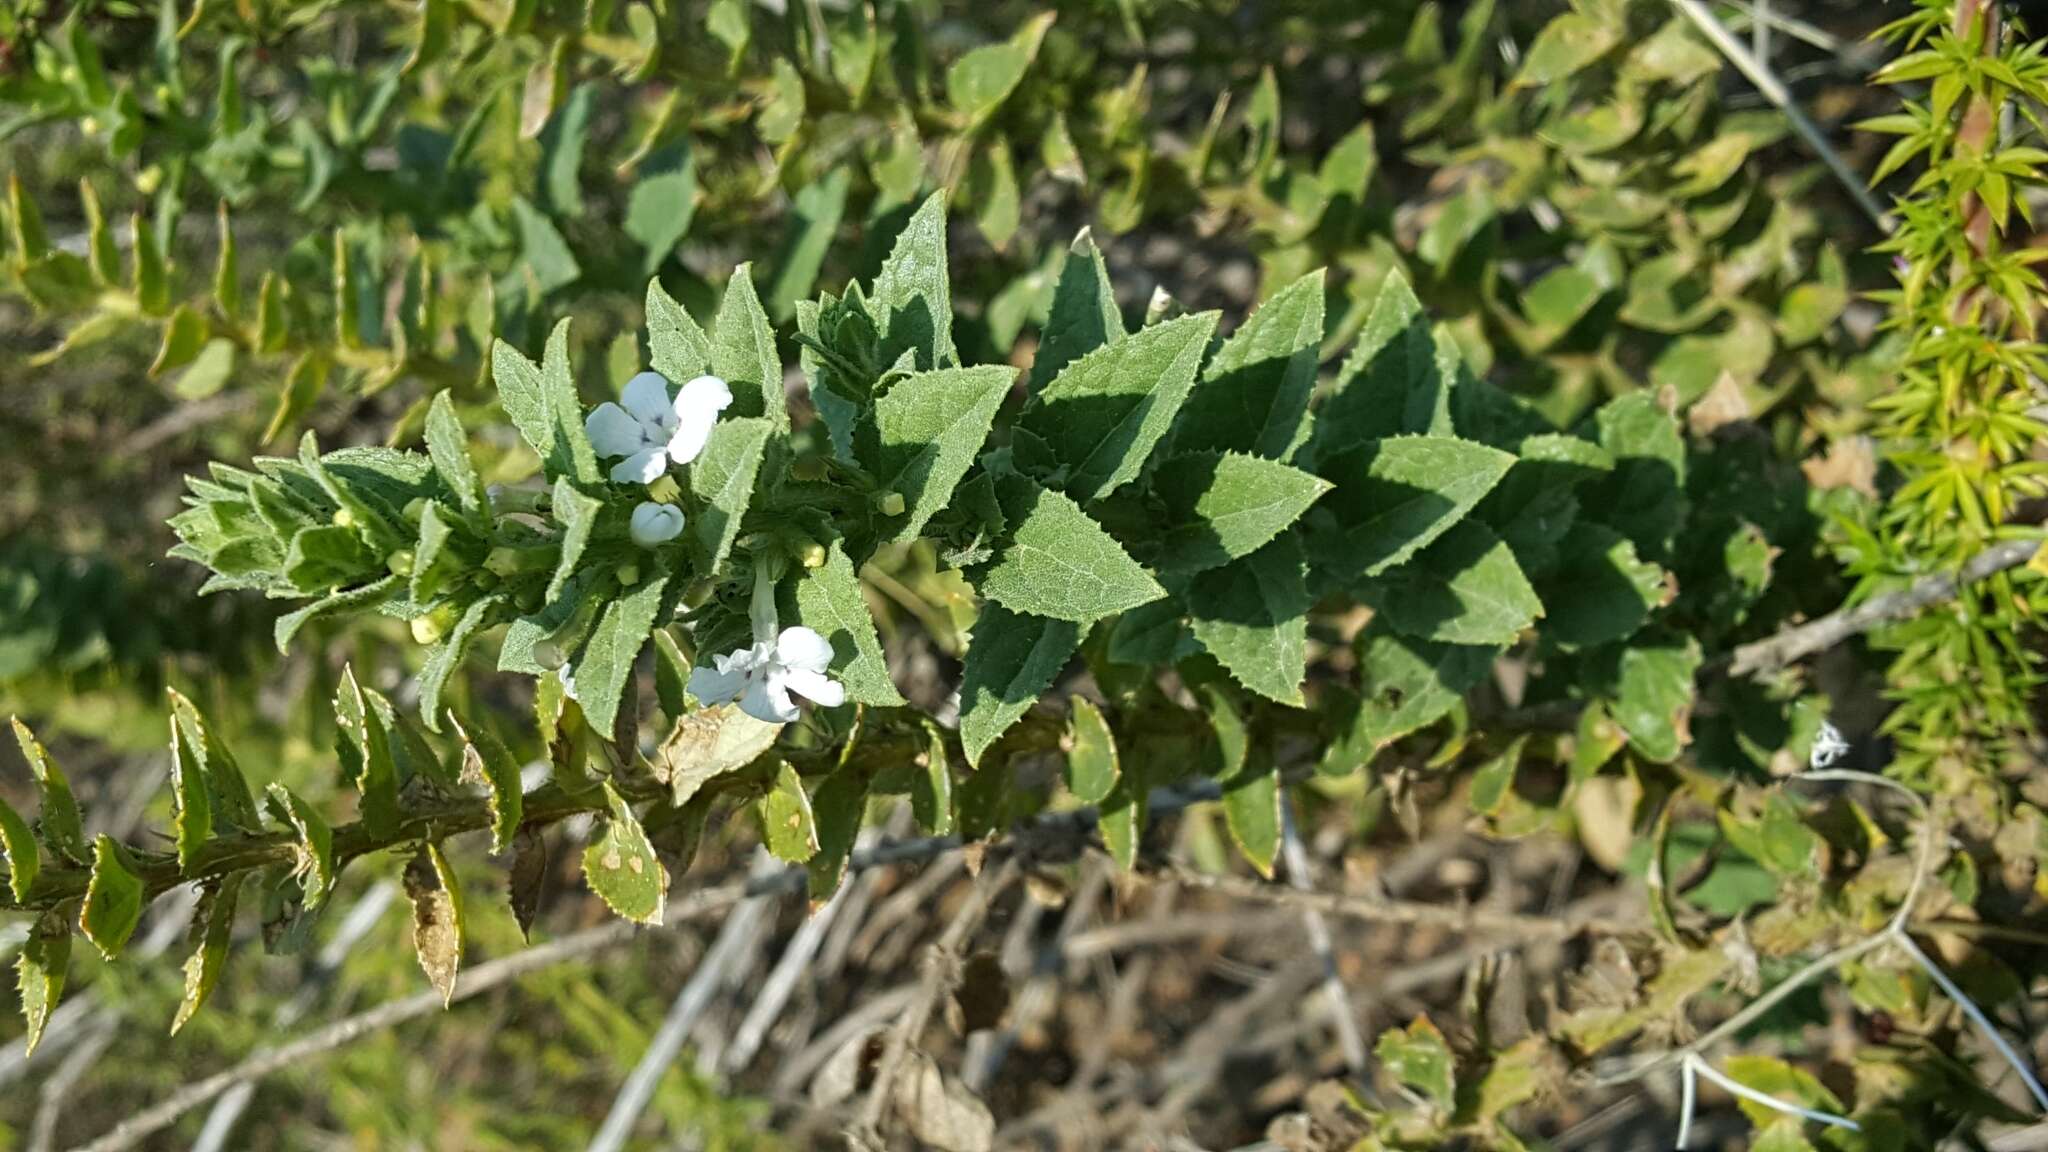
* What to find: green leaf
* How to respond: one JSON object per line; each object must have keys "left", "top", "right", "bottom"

{"left": 1020, "top": 311, "right": 1219, "bottom": 504}
{"left": 1208, "top": 688, "right": 1280, "bottom": 877}
{"left": 1151, "top": 452, "right": 1330, "bottom": 573}
{"left": 959, "top": 603, "right": 1081, "bottom": 766}
{"left": 689, "top": 417, "right": 773, "bottom": 574}
{"left": 80, "top": 834, "right": 146, "bottom": 960}
{"left": 1376, "top": 1015, "right": 1457, "bottom": 1111}
{"left": 1373, "top": 521, "right": 1541, "bottom": 646}
{"left": 1188, "top": 533, "right": 1313, "bottom": 706}
{"left": 788, "top": 541, "right": 904, "bottom": 706}
{"left": 265, "top": 784, "right": 336, "bottom": 908}
{"left": 1314, "top": 271, "right": 1433, "bottom": 458}
{"left": 1587, "top": 392, "right": 1687, "bottom": 561}
{"left": 0, "top": 797, "right": 38, "bottom": 903}
{"left": 1600, "top": 634, "right": 1703, "bottom": 763}
{"left": 711, "top": 263, "right": 788, "bottom": 433}
{"left": 419, "top": 596, "right": 505, "bottom": 731}
{"left": 872, "top": 365, "right": 1014, "bottom": 541}
{"left": 652, "top": 628, "right": 692, "bottom": 719}
{"left": 1345, "top": 620, "right": 1499, "bottom": 752}
{"left": 758, "top": 760, "right": 820, "bottom": 862}
{"left": 1028, "top": 230, "right": 1125, "bottom": 394}
{"left": 574, "top": 574, "right": 671, "bottom": 737}
{"left": 624, "top": 144, "right": 696, "bottom": 274}
{"left": 547, "top": 478, "right": 602, "bottom": 603}
{"left": 17, "top": 913, "right": 67, "bottom": 1056}
{"left": 335, "top": 666, "right": 401, "bottom": 839}
{"left": 981, "top": 480, "right": 1164, "bottom": 623}
{"left": 946, "top": 12, "right": 1054, "bottom": 127}
{"left": 168, "top": 688, "right": 260, "bottom": 831}
{"left": 1539, "top": 523, "right": 1665, "bottom": 650}
{"left": 585, "top": 781, "right": 666, "bottom": 924}
{"left": 912, "top": 720, "right": 955, "bottom": 836}
{"left": 1511, "top": 12, "right": 1620, "bottom": 87}
{"left": 1173, "top": 270, "right": 1324, "bottom": 459}
{"left": 174, "top": 339, "right": 236, "bottom": 400}
{"left": 172, "top": 878, "right": 240, "bottom": 1035}
{"left": 274, "top": 573, "right": 402, "bottom": 652}
{"left": 806, "top": 766, "right": 869, "bottom": 900}
{"left": 769, "top": 169, "right": 849, "bottom": 319}
{"left": 424, "top": 391, "right": 485, "bottom": 514}
{"left": 1098, "top": 779, "right": 1142, "bottom": 870}
{"left": 870, "top": 192, "right": 956, "bottom": 370}
{"left": 537, "top": 83, "right": 592, "bottom": 215}
{"left": 492, "top": 319, "right": 598, "bottom": 484}
{"left": 647, "top": 278, "right": 713, "bottom": 383}
{"left": 452, "top": 717, "right": 524, "bottom": 854}
{"left": 168, "top": 706, "right": 213, "bottom": 872}
{"left": 1310, "top": 434, "right": 1516, "bottom": 580}
{"left": 509, "top": 196, "right": 581, "bottom": 293}
{"left": 405, "top": 843, "right": 465, "bottom": 1005}
{"left": 10, "top": 718, "right": 84, "bottom": 864}
{"left": 1064, "top": 696, "right": 1120, "bottom": 804}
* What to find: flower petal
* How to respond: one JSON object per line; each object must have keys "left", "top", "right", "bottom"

{"left": 585, "top": 403, "right": 647, "bottom": 459}
{"left": 775, "top": 626, "right": 836, "bottom": 674}
{"left": 629, "top": 501, "right": 686, "bottom": 546}
{"left": 740, "top": 676, "right": 797, "bottom": 724}
{"left": 621, "top": 372, "right": 675, "bottom": 427}
{"left": 778, "top": 667, "right": 845, "bottom": 710}
{"left": 667, "top": 375, "right": 734, "bottom": 466}
{"left": 687, "top": 663, "right": 747, "bottom": 707}
{"left": 609, "top": 447, "right": 669, "bottom": 486}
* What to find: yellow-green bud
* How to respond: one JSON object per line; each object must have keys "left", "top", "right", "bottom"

{"left": 615, "top": 562, "right": 641, "bottom": 587}
{"left": 877, "top": 491, "right": 906, "bottom": 517}
{"left": 388, "top": 549, "right": 416, "bottom": 576}
{"left": 80, "top": 115, "right": 101, "bottom": 137}
{"left": 801, "top": 542, "right": 828, "bottom": 569}
{"left": 647, "top": 474, "right": 682, "bottom": 503}
{"left": 331, "top": 508, "right": 356, "bottom": 529}
{"left": 411, "top": 606, "right": 456, "bottom": 645}
{"left": 135, "top": 166, "right": 163, "bottom": 195}
{"left": 485, "top": 546, "right": 553, "bottom": 577}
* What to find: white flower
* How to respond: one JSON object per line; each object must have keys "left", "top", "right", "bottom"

{"left": 629, "top": 501, "right": 685, "bottom": 547}
{"left": 687, "top": 626, "right": 845, "bottom": 724}
{"left": 559, "top": 663, "right": 578, "bottom": 702}
{"left": 584, "top": 371, "right": 733, "bottom": 485}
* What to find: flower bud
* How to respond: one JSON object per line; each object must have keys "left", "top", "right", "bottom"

{"left": 801, "top": 542, "right": 828, "bottom": 569}
{"left": 387, "top": 549, "right": 416, "bottom": 576}
{"left": 410, "top": 606, "right": 456, "bottom": 645}
{"left": 629, "top": 501, "right": 685, "bottom": 547}
{"left": 646, "top": 474, "right": 682, "bottom": 503}
{"left": 877, "top": 491, "right": 906, "bottom": 517}
{"left": 331, "top": 507, "right": 356, "bottom": 529}
{"left": 615, "top": 562, "right": 641, "bottom": 587}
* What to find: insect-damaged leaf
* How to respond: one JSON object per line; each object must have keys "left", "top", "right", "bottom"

{"left": 81, "top": 835, "right": 146, "bottom": 960}
{"left": 172, "top": 877, "right": 241, "bottom": 1035}
{"left": 759, "top": 760, "right": 821, "bottom": 863}
{"left": 584, "top": 782, "right": 666, "bottom": 924}
{"left": 405, "top": 842, "right": 465, "bottom": 1005}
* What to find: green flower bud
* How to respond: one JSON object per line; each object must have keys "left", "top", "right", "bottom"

{"left": 615, "top": 562, "right": 641, "bottom": 587}
{"left": 388, "top": 549, "right": 416, "bottom": 576}
{"left": 877, "top": 491, "right": 906, "bottom": 517}
{"left": 331, "top": 507, "right": 356, "bottom": 529}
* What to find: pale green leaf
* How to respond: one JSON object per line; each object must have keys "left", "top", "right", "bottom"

{"left": 1064, "top": 696, "right": 1120, "bottom": 805}
{"left": 788, "top": 541, "right": 904, "bottom": 706}
{"left": 959, "top": 603, "right": 1081, "bottom": 766}
{"left": 573, "top": 574, "right": 671, "bottom": 736}
{"left": 1027, "top": 229, "right": 1125, "bottom": 394}
{"left": 1188, "top": 533, "right": 1312, "bottom": 706}
{"left": 758, "top": 760, "right": 819, "bottom": 862}
{"left": 1310, "top": 435, "right": 1515, "bottom": 579}
{"left": 872, "top": 365, "right": 1014, "bottom": 541}
{"left": 689, "top": 417, "right": 773, "bottom": 573}
{"left": 1173, "top": 270, "right": 1324, "bottom": 459}
{"left": 1372, "top": 521, "right": 1542, "bottom": 645}
{"left": 585, "top": 782, "right": 666, "bottom": 924}
{"left": 1151, "top": 452, "right": 1330, "bottom": 573}
{"left": 981, "top": 480, "right": 1164, "bottom": 623}
{"left": 711, "top": 262, "right": 788, "bottom": 432}
{"left": 871, "top": 192, "right": 955, "bottom": 369}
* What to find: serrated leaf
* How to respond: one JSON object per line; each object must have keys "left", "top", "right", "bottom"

{"left": 547, "top": 477, "right": 601, "bottom": 603}
{"left": 981, "top": 480, "right": 1164, "bottom": 623}
{"left": 959, "top": 603, "right": 1082, "bottom": 766}
{"left": 652, "top": 628, "right": 691, "bottom": 719}
{"left": 1314, "top": 271, "right": 1434, "bottom": 458}
{"left": 1587, "top": 392, "right": 1687, "bottom": 561}
{"left": 1539, "top": 523, "right": 1664, "bottom": 650}
{"left": 759, "top": 760, "right": 820, "bottom": 862}
{"left": 1346, "top": 620, "right": 1499, "bottom": 751}
{"left": 1376, "top": 1015, "right": 1457, "bottom": 1110}
{"left": 168, "top": 708, "right": 213, "bottom": 872}
{"left": 711, "top": 263, "right": 789, "bottom": 432}
{"left": 871, "top": 192, "right": 955, "bottom": 370}
{"left": 585, "top": 781, "right": 666, "bottom": 924}
{"left": 172, "top": 878, "right": 240, "bottom": 1035}
{"left": 789, "top": 541, "right": 904, "bottom": 705}
{"left": 80, "top": 835, "right": 146, "bottom": 960}
{"left": 17, "top": 912, "right": 67, "bottom": 1056}
{"left": 1372, "top": 521, "right": 1542, "bottom": 646}
{"left": 1310, "top": 435, "right": 1515, "bottom": 579}
{"left": 0, "top": 796, "right": 36, "bottom": 903}
{"left": 508, "top": 825, "right": 547, "bottom": 941}
{"left": 424, "top": 391, "right": 485, "bottom": 513}
{"left": 1188, "top": 534, "right": 1312, "bottom": 706}
{"left": 273, "top": 573, "right": 403, "bottom": 652}
{"left": 1600, "top": 634, "right": 1702, "bottom": 764}
{"left": 492, "top": 319, "right": 599, "bottom": 485}
{"left": 10, "top": 718, "right": 84, "bottom": 864}
{"left": 1021, "top": 311, "right": 1219, "bottom": 504}
{"left": 265, "top": 784, "right": 335, "bottom": 908}
{"left": 806, "top": 766, "right": 869, "bottom": 901}
{"left": 168, "top": 689, "right": 259, "bottom": 831}
{"left": 1064, "top": 696, "right": 1120, "bottom": 805}
{"left": 405, "top": 843, "right": 464, "bottom": 1005}
{"left": 872, "top": 365, "right": 1015, "bottom": 541}
{"left": 451, "top": 716, "right": 524, "bottom": 854}
{"left": 1027, "top": 230, "right": 1124, "bottom": 394}
{"left": 573, "top": 573, "right": 670, "bottom": 737}
{"left": 690, "top": 417, "right": 773, "bottom": 573}
{"left": 647, "top": 278, "right": 713, "bottom": 383}
{"left": 335, "top": 666, "right": 401, "bottom": 839}
{"left": 1173, "top": 271, "right": 1324, "bottom": 459}
{"left": 418, "top": 595, "right": 506, "bottom": 729}
{"left": 946, "top": 12, "right": 1053, "bottom": 126}
{"left": 1098, "top": 779, "right": 1142, "bottom": 870}
{"left": 653, "top": 705, "right": 782, "bottom": 806}
{"left": 1152, "top": 452, "right": 1330, "bottom": 573}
